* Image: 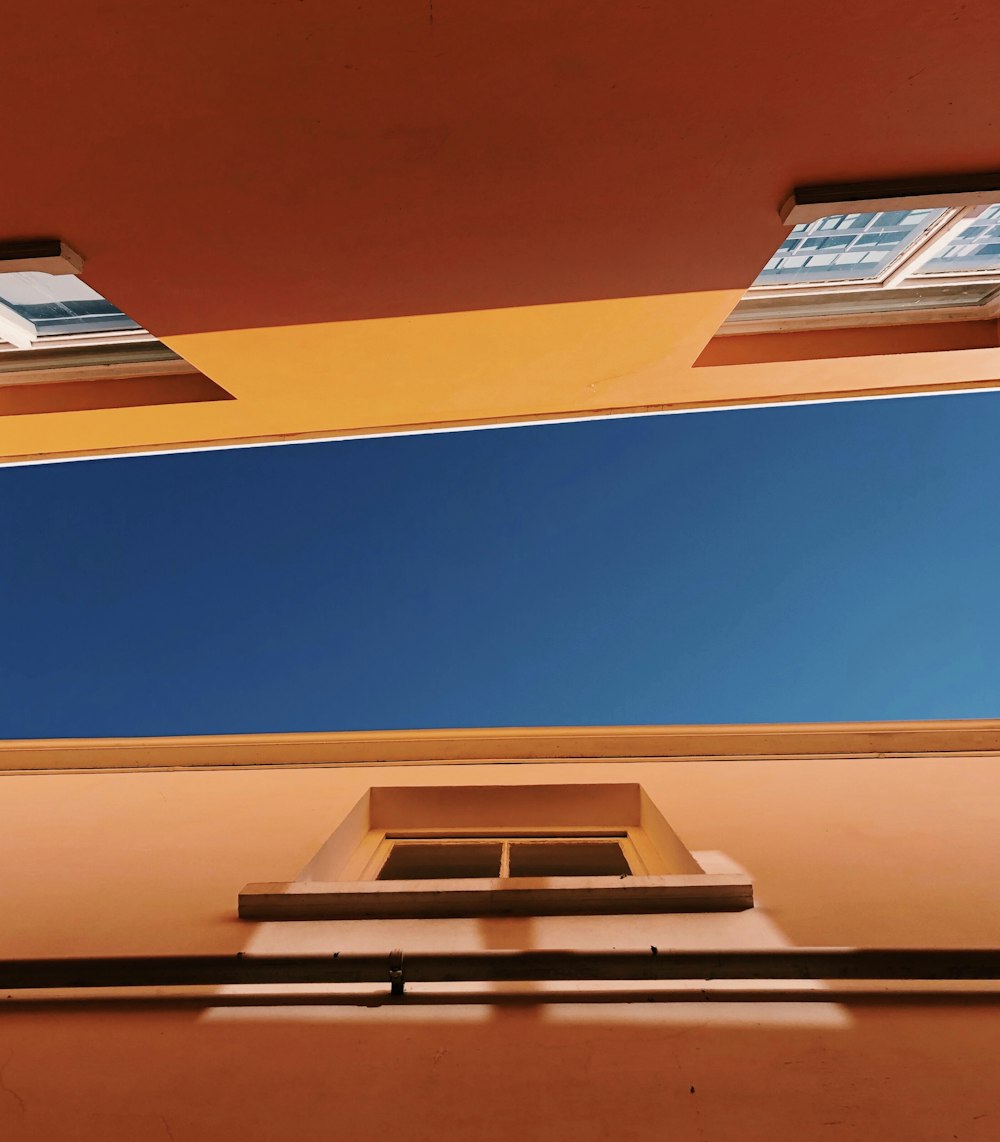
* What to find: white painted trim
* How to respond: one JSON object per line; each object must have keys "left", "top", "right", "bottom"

{"left": 0, "top": 297, "right": 37, "bottom": 350}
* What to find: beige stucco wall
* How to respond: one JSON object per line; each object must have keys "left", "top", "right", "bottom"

{"left": 1, "top": 754, "right": 998, "bottom": 1139}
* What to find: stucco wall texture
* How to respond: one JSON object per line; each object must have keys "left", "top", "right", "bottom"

{"left": 1, "top": 755, "right": 998, "bottom": 1140}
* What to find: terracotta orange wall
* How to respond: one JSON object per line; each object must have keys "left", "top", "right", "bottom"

{"left": 1, "top": 756, "right": 999, "bottom": 1139}
{"left": 7, "top": 2, "right": 1000, "bottom": 463}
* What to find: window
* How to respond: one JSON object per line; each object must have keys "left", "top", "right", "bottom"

{"left": 238, "top": 783, "right": 754, "bottom": 920}
{"left": 0, "top": 241, "right": 148, "bottom": 353}
{"left": 720, "top": 201, "right": 1000, "bottom": 335}
{"left": 0, "top": 239, "right": 232, "bottom": 416}
{"left": 755, "top": 208, "right": 949, "bottom": 286}
{"left": 373, "top": 833, "right": 636, "bottom": 881}
{"left": 0, "top": 270, "right": 141, "bottom": 349}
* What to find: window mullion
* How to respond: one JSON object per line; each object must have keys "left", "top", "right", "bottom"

{"left": 880, "top": 207, "right": 973, "bottom": 288}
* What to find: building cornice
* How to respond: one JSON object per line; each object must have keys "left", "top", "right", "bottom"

{"left": 2, "top": 719, "right": 999, "bottom": 774}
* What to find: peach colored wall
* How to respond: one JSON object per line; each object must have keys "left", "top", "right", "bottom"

{"left": 1, "top": 756, "right": 999, "bottom": 1140}
{"left": 2, "top": 1001, "right": 999, "bottom": 1142}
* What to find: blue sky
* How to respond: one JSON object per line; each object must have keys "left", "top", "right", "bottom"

{"left": 2, "top": 391, "right": 999, "bottom": 738}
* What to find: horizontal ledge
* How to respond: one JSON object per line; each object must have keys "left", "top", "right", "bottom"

{"left": 0, "top": 238, "right": 84, "bottom": 275}
{"left": 239, "top": 874, "right": 754, "bottom": 920}
{"left": 7, "top": 381, "right": 1000, "bottom": 466}
{"left": 5, "top": 987, "right": 1000, "bottom": 1010}
{"left": 5, "top": 718, "right": 1000, "bottom": 772}
{"left": 780, "top": 172, "right": 1000, "bottom": 225}
{"left": 3, "top": 949, "right": 1000, "bottom": 990}
{"left": 697, "top": 321, "right": 1000, "bottom": 366}
{"left": 0, "top": 340, "right": 193, "bottom": 384}
{"left": 0, "top": 372, "right": 233, "bottom": 417}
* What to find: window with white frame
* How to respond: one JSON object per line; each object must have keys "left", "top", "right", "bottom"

{"left": 0, "top": 241, "right": 192, "bottom": 390}
{"left": 720, "top": 203, "right": 1000, "bottom": 334}
{"left": 0, "top": 271, "right": 142, "bottom": 349}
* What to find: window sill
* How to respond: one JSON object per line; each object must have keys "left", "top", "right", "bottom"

{"left": 239, "top": 874, "right": 754, "bottom": 921}
{"left": 695, "top": 318, "right": 1000, "bottom": 366}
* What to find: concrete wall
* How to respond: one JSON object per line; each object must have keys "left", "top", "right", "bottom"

{"left": 1, "top": 754, "right": 998, "bottom": 1139}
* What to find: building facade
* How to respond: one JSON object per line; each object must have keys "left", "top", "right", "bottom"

{"left": 4, "top": 6, "right": 1000, "bottom": 1138}
{"left": 1, "top": 720, "right": 998, "bottom": 1140}
{"left": 3, "top": 3, "right": 1000, "bottom": 465}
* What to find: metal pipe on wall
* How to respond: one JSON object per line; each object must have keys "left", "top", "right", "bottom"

{"left": 2, "top": 948, "right": 1000, "bottom": 992}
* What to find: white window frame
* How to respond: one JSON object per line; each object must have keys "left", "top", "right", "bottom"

{"left": 0, "top": 298, "right": 38, "bottom": 351}
{"left": 721, "top": 204, "right": 1000, "bottom": 335}
{"left": 0, "top": 243, "right": 148, "bottom": 353}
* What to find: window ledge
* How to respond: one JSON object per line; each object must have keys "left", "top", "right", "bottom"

{"left": 696, "top": 319, "right": 1000, "bottom": 366}
{"left": 239, "top": 874, "right": 754, "bottom": 921}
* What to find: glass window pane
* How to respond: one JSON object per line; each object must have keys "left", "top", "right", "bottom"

{"left": 0, "top": 272, "right": 140, "bottom": 337}
{"left": 507, "top": 841, "right": 631, "bottom": 878}
{"left": 915, "top": 205, "right": 1000, "bottom": 275}
{"left": 377, "top": 842, "right": 502, "bottom": 880}
{"left": 753, "top": 208, "right": 947, "bottom": 287}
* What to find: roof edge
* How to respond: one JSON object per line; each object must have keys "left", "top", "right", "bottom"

{"left": 2, "top": 719, "right": 1000, "bottom": 773}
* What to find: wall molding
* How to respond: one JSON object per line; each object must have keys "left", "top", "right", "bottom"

{"left": 2, "top": 719, "right": 1000, "bottom": 774}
